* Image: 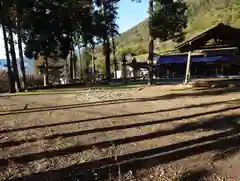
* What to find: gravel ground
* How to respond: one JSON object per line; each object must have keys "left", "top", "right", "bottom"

{"left": 0, "top": 84, "right": 239, "bottom": 181}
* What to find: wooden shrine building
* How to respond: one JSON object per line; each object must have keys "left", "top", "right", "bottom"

{"left": 154, "top": 23, "right": 240, "bottom": 84}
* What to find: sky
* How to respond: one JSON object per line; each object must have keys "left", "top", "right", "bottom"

{"left": 117, "top": 0, "right": 148, "bottom": 33}
{"left": 0, "top": 0, "right": 148, "bottom": 59}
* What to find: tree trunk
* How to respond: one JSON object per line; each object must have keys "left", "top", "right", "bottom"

{"left": 70, "top": 46, "right": 76, "bottom": 83}
{"left": 148, "top": 0, "right": 154, "bottom": 85}
{"left": 101, "top": 1, "right": 111, "bottom": 82}
{"left": 17, "top": 23, "right": 27, "bottom": 90}
{"left": 8, "top": 27, "right": 21, "bottom": 91}
{"left": 16, "top": 2, "right": 27, "bottom": 90}
{"left": 73, "top": 46, "right": 77, "bottom": 82}
{"left": 104, "top": 40, "right": 111, "bottom": 82}
{"left": 91, "top": 44, "right": 95, "bottom": 82}
{"left": 69, "top": 35, "right": 74, "bottom": 83}
{"left": 122, "top": 55, "right": 127, "bottom": 84}
{"left": 78, "top": 44, "right": 83, "bottom": 83}
{"left": 2, "top": 24, "right": 16, "bottom": 93}
{"left": 73, "top": 58, "right": 76, "bottom": 81}
{"left": 111, "top": 36, "right": 117, "bottom": 79}
{"left": 44, "top": 56, "right": 49, "bottom": 86}
{"left": 69, "top": 50, "right": 73, "bottom": 83}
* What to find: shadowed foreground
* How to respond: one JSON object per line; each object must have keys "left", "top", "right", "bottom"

{"left": 0, "top": 86, "right": 239, "bottom": 181}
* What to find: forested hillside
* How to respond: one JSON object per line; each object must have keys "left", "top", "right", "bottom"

{"left": 115, "top": 0, "right": 240, "bottom": 55}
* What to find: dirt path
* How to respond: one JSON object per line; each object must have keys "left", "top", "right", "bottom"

{"left": 0, "top": 86, "right": 239, "bottom": 181}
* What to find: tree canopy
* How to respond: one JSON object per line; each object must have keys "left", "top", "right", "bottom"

{"left": 0, "top": 0, "right": 189, "bottom": 91}
{"left": 150, "top": 0, "right": 187, "bottom": 42}
{"left": 1, "top": 0, "right": 187, "bottom": 65}
{"left": 0, "top": 0, "right": 119, "bottom": 60}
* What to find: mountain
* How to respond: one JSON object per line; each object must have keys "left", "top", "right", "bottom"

{"left": 3, "top": 0, "right": 240, "bottom": 74}
{"left": 115, "top": 0, "right": 240, "bottom": 56}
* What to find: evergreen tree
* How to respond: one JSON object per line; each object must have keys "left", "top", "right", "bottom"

{"left": 0, "top": 0, "right": 16, "bottom": 92}
{"left": 1, "top": 24, "right": 16, "bottom": 93}
{"left": 16, "top": 0, "right": 27, "bottom": 90}
{"left": 95, "top": 0, "right": 119, "bottom": 82}
{"left": 133, "top": 0, "right": 187, "bottom": 85}
{"left": 0, "top": 0, "right": 22, "bottom": 91}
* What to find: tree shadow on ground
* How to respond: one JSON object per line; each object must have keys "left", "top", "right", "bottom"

{"left": 5, "top": 113, "right": 240, "bottom": 181}
{"left": 176, "top": 168, "right": 213, "bottom": 181}
{"left": 0, "top": 87, "right": 239, "bottom": 116}
{"left": 212, "top": 147, "right": 240, "bottom": 162}
{"left": 0, "top": 109, "right": 239, "bottom": 155}
{"left": 0, "top": 100, "right": 238, "bottom": 135}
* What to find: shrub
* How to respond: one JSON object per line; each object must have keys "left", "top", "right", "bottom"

{"left": 0, "top": 70, "right": 44, "bottom": 93}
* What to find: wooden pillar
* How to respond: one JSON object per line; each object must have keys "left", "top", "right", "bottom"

{"left": 184, "top": 50, "right": 192, "bottom": 85}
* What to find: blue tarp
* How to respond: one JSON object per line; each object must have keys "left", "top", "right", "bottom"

{"left": 156, "top": 55, "right": 231, "bottom": 64}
